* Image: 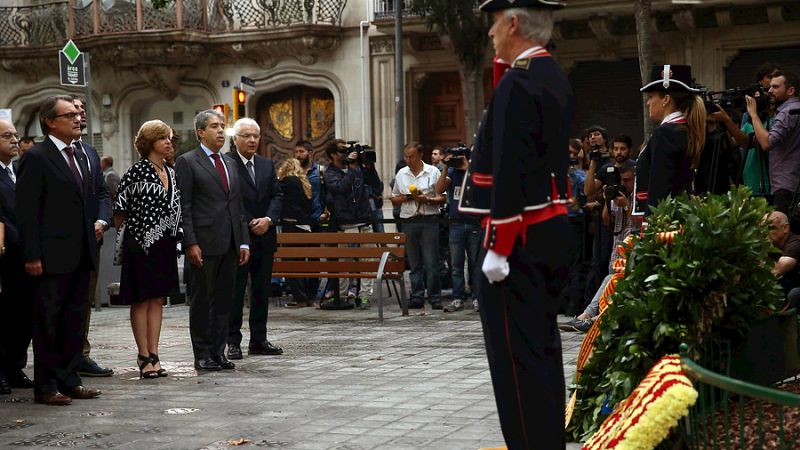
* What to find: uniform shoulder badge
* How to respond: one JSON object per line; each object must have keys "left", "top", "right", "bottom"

{"left": 513, "top": 59, "right": 531, "bottom": 70}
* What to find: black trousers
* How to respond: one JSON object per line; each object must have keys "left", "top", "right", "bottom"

{"left": 189, "top": 246, "right": 237, "bottom": 359}
{"left": 477, "top": 215, "right": 573, "bottom": 450}
{"left": 228, "top": 247, "right": 274, "bottom": 346}
{"left": 0, "top": 253, "right": 33, "bottom": 379}
{"left": 32, "top": 269, "right": 90, "bottom": 395}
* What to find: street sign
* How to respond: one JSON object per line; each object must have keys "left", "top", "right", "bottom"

{"left": 59, "top": 40, "right": 86, "bottom": 87}
{"left": 240, "top": 76, "right": 256, "bottom": 95}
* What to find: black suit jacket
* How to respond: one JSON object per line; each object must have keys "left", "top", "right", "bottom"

{"left": 0, "top": 165, "right": 20, "bottom": 257}
{"left": 76, "top": 140, "right": 113, "bottom": 228}
{"left": 225, "top": 152, "right": 283, "bottom": 252}
{"left": 15, "top": 138, "right": 104, "bottom": 274}
{"left": 177, "top": 147, "right": 250, "bottom": 256}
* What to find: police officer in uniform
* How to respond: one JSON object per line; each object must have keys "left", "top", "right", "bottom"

{"left": 459, "top": 1, "right": 574, "bottom": 448}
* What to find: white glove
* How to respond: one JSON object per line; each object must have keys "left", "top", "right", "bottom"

{"left": 482, "top": 249, "right": 510, "bottom": 284}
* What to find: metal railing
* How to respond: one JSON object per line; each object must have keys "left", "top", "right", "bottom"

{"left": 373, "top": 0, "right": 415, "bottom": 19}
{"left": 0, "top": 0, "right": 346, "bottom": 48}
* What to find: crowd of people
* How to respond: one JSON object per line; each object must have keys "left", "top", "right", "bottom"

{"left": 560, "top": 63, "right": 800, "bottom": 334}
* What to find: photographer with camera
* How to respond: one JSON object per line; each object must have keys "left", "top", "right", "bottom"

{"left": 747, "top": 71, "right": 800, "bottom": 231}
{"left": 582, "top": 125, "right": 611, "bottom": 200}
{"left": 322, "top": 140, "right": 375, "bottom": 309}
{"left": 435, "top": 144, "right": 480, "bottom": 313}
{"left": 391, "top": 142, "right": 445, "bottom": 310}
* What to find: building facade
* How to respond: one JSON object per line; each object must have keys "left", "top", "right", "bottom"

{"left": 1, "top": 0, "right": 799, "bottom": 187}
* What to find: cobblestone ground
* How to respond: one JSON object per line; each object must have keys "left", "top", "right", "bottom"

{"left": 0, "top": 297, "right": 584, "bottom": 450}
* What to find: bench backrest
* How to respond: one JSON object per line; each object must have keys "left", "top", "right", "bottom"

{"left": 273, "top": 232, "right": 406, "bottom": 278}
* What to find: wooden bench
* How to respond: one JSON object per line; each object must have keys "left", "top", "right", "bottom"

{"left": 273, "top": 232, "right": 408, "bottom": 322}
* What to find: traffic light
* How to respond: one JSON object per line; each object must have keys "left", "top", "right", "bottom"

{"left": 232, "top": 88, "right": 246, "bottom": 122}
{"left": 212, "top": 103, "right": 230, "bottom": 124}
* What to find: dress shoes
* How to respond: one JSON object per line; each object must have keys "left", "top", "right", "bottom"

{"left": 65, "top": 386, "right": 102, "bottom": 399}
{"left": 249, "top": 340, "right": 283, "bottom": 356}
{"left": 34, "top": 391, "right": 72, "bottom": 406}
{"left": 77, "top": 358, "right": 114, "bottom": 377}
{"left": 194, "top": 358, "right": 222, "bottom": 371}
{"left": 8, "top": 370, "right": 34, "bottom": 389}
{"left": 226, "top": 344, "right": 243, "bottom": 360}
{"left": 213, "top": 355, "right": 236, "bottom": 370}
{"left": 0, "top": 377, "right": 10, "bottom": 395}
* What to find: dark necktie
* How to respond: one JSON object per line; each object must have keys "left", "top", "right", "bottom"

{"left": 5, "top": 167, "right": 14, "bottom": 184}
{"left": 64, "top": 145, "right": 84, "bottom": 194}
{"left": 246, "top": 160, "right": 256, "bottom": 185}
{"left": 210, "top": 153, "right": 229, "bottom": 193}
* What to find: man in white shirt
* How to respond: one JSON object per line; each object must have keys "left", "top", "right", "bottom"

{"left": 390, "top": 143, "right": 446, "bottom": 309}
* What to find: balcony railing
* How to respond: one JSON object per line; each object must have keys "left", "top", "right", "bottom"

{"left": 373, "top": 0, "right": 415, "bottom": 20}
{"left": 0, "top": 0, "right": 346, "bottom": 48}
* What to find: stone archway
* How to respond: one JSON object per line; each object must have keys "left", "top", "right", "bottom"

{"left": 256, "top": 85, "right": 336, "bottom": 163}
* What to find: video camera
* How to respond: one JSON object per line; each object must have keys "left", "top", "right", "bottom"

{"left": 339, "top": 141, "right": 377, "bottom": 164}
{"left": 588, "top": 143, "right": 610, "bottom": 163}
{"left": 700, "top": 84, "right": 771, "bottom": 114}
{"left": 600, "top": 165, "right": 622, "bottom": 202}
{"left": 444, "top": 143, "right": 471, "bottom": 166}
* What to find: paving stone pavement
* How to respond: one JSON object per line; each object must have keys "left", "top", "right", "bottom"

{"left": 0, "top": 298, "right": 585, "bottom": 450}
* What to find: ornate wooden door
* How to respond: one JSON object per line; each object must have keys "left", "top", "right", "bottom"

{"left": 419, "top": 71, "right": 464, "bottom": 158}
{"left": 256, "top": 86, "right": 335, "bottom": 162}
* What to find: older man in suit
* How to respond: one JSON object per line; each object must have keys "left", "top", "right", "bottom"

{"left": 0, "top": 119, "right": 33, "bottom": 396}
{"left": 177, "top": 109, "right": 250, "bottom": 372}
{"left": 225, "top": 118, "right": 283, "bottom": 360}
{"left": 16, "top": 96, "right": 106, "bottom": 405}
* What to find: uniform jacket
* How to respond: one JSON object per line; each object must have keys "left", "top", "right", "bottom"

{"left": 176, "top": 146, "right": 250, "bottom": 256}
{"left": 459, "top": 47, "right": 575, "bottom": 256}
{"left": 634, "top": 121, "right": 693, "bottom": 214}
{"left": 15, "top": 137, "right": 111, "bottom": 273}
{"left": 224, "top": 152, "right": 282, "bottom": 253}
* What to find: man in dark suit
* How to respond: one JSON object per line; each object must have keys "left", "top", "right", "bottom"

{"left": 0, "top": 119, "right": 33, "bottom": 396}
{"left": 16, "top": 96, "right": 107, "bottom": 405}
{"left": 71, "top": 96, "right": 114, "bottom": 378}
{"left": 177, "top": 109, "right": 251, "bottom": 372}
{"left": 225, "top": 118, "right": 283, "bottom": 360}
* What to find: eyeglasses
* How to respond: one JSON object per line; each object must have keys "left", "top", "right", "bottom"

{"left": 0, "top": 132, "right": 18, "bottom": 140}
{"left": 236, "top": 134, "right": 260, "bottom": 141}
{"left": 54, "top": 112, "right": 81, "bottom": 121}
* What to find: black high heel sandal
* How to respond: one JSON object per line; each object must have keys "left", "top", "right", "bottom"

{"left": 138, "top": 354, "right": 159, "bottom": 379}
{"left": 150, "top": 353, "right": 168, "bottom": 378}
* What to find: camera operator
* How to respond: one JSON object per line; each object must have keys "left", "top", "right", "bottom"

{"left": 747, "top": 71, "right": 800, "bottom": 228}
{"left": 601, "top": 161, "right": 636, "bottom": 269}
{"left": 323, "top": 140, "right": 374, "bottom": 308}
{"left": 435, "top": 146, "right": 480, "bottom": 313}
{"left": 582, "top": 125, "right": 611, "bottom": 200}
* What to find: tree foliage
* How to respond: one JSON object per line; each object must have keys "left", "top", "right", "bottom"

{"left": 568, "top": 187, "right": 784, "bottom": 441}
{"left": 409, "top": 0, "right": 489, "bottom": 70}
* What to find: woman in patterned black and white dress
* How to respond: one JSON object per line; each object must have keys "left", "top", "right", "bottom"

{"left": 114, "top": 120, "right": 181, "bottom": 379}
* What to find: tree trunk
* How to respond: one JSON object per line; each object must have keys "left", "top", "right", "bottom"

{"left": 459, "top": 61, "right": 485, "bottom": 146}
{"left": 634, "top": 0, "right": 654, "bottom": 139}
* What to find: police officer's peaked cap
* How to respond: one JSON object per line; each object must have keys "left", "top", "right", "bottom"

{"left": 479, "top": 0, "right": 565, "bottom": 12}
{"left": 640, "top": 64, "right": 701, "bottom": 93}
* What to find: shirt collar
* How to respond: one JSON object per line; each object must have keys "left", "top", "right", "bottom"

{"left": 0, "top": 160, "right": 11, "bottom": 172}
{"left": 200, "top": 143, "right": 221, "bottom": 158}
{"left": 777, "top": 96, "right": 800, "bottom": 112}
{"left": 48, "top": 135, "right": 72, "bottom": 151}
{"left": 236, "top": 150, "right": 254, "bottom": 166}
{"left": 661, "top": 111, "right": 686, "bottom": 125}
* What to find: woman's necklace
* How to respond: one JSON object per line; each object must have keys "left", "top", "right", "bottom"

{"left": 149, "top": 159, "right": 168, "bottom": 188}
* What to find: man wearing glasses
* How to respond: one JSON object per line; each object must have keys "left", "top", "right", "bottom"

{"left": 176, "top": 109, "right": 250, "bottom": 372}
{"left": 16, "top": 96, "right": 106, "bottom": 405}
{"left": 224, "top": 118, "right": 283, "bottom": 360}
{"left": 0, "top": 119, "right": 34, "bottom": 397}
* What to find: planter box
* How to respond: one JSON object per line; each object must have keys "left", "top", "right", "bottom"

{"left": 730, "top": 309, "right": 800, "bottom": 386}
